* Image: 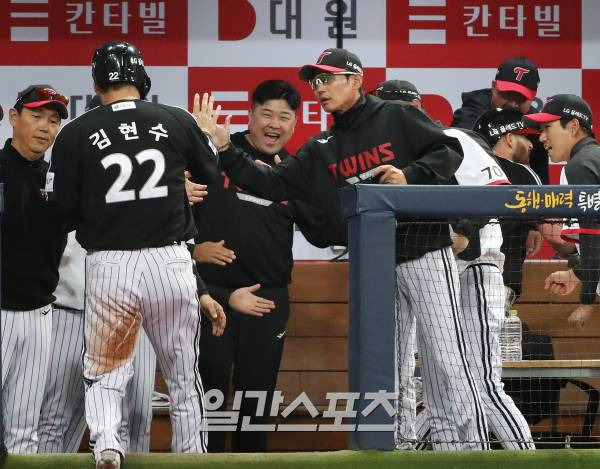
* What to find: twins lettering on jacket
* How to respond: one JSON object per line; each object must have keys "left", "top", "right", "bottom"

{"left": 327, "top": 141, "right": 395, "bottom": 184}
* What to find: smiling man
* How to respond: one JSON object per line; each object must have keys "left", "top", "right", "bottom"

{"left": 0, "top": 84, "right": 68, "bottom": 453}
{"left": 193, "top": 79, "right": 345, "bottom": 452}
{"left": 524, "top": 95, "right": 600, "bottom": 329}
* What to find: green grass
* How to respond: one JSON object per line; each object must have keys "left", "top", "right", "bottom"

{"left": 4, "top": 450, "right": 600, "bottom": 469}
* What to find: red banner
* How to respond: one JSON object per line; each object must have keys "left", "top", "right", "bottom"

{"left": 387, "top": 0, "right": 581, "bottom": 68}
{"left": 0, "top": 0, "right": 187, "bottom": 65}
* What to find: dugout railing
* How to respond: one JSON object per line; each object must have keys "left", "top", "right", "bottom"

{"left": 339, "top": 184, "right": 600, "bottom": 451}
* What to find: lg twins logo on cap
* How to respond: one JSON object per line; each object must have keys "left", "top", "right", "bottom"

{"left": 316, "top": 51, "right": 331, "bottom": 64}
{"left": 513, "top": 66, "right": 530, "bottom": 81}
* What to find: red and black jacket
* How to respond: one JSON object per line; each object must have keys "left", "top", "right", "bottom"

{"left": 219, "top": 95, "right": 464, "bottom": 263}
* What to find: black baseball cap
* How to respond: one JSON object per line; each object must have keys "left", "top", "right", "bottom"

{"left": 474, "top": 108, "right": 540, "bottom": 146}
{"left": 299, "top": 48, "right": 363, "bottom": 82}
{"left": 495, "top": 57, "right": 539, "bottom": 101}
{"left": 14, "top": 84, "right": 68, "bottom": 119}
{"left": 523, "top": 94, "right": 593, "bottom": 130}
{"left": 369, "top": 79, "right": 421, "bottom": 102}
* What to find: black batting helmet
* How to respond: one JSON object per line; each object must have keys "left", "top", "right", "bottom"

{"left": 92, "top": 41, "right": 151, "bottom": 99}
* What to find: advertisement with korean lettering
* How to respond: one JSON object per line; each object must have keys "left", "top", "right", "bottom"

{"left": 0, "top": 0, "right": 187, "bottom": 65}
{"left": 387, "top": 0, "right": 581, "bottom": 68}
{"left": 188, "top": 0, "right": 386, "bottom": 67}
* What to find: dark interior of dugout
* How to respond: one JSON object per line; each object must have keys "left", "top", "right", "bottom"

{"left": 5, "top": 449, "right": 600, "bottom": 469}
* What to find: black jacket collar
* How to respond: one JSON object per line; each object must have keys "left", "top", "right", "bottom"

{"left": 2, "top": 138, "right": 45, "bottom": 168}
{"left": 331, "top": 94, "right": 385, "bottom": 131}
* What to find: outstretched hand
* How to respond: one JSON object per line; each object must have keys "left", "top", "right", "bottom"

{"left": 193, "top": 240, "right": 236, "bottom": 266}
{"left": 193, "top": 92, "right": 232, "bottom": 151}
{"left": 229, "top": 284, "right": 276, "bottom": 317}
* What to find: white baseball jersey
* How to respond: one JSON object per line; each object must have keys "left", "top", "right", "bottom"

{"left": 446, "top": 128, "right": 508, "bottom": 273}
{"left": 53, "top": 231, "right": 85, "bottom": 310}
{"left": 411, "top": 131, "right": 534, "bottom": 450}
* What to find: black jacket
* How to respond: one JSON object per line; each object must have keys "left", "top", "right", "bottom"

{"left": 563, "top": 137, "right": 600, "bottom": 304}
{"left": 48, "top": 99, "right": 218, "bottom": 250}
{"left": 194, "top": 131, "right": 344, "bottom": 288}
{"left": 0, "top": 140, "right": 66, "bottom": 310}
{"left": 220, "top": 95, "right": 464, "bottom": 262}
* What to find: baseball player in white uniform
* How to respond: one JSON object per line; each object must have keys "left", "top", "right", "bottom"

{"left": 413, "top": 110, "right": 538, "bottom": 450}
{"left": 395, "top": 127, "right": 507, "bottom": 451}
{"left": 37, "top": 232, "right": 157, "bottom": 453}
{"left": 368, "top": 81, "right": 491, "bottom": 451}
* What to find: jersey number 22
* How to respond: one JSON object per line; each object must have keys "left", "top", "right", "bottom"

{"left": 101, "top": 149, "right": 168, "bottom": 203}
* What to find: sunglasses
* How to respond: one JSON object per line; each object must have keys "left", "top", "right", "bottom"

{"left": 308, "top": 72, "right": 358, "bottom": 90}
{"left": 16, "top": 86, "right": 69, "bottom": 106}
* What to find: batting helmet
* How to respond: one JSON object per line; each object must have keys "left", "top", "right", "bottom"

{"left": 92, "top": 41, "right": 151, "bottom": 99}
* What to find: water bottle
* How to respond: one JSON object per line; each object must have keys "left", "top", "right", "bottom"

{"left": 500, "top": 309, "right": 522, "bottom": 361}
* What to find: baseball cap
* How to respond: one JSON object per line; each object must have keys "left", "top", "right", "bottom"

{"left": 523, "top": 94, "right": 593, "bottom": 130}
{"left": 495, "top": 57, "right": 539, "bottom": 100}
{"left": 299, "top": 48, "right": 363, "bottom": 82}
{"left": 14, "top": 84, "right": 68, "bottom": 119}
{"left": 0, "top": 104, "right": 3, "bottom": 122}
{"left": 474, "top": 108, "right": 540, "bottom": 147}
{"left": 369, "top": 79, "right": 421, "bottom": 102}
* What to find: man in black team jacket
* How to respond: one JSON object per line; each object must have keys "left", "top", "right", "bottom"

{"left": 526, "top": 95, "right": 600, "bottom": 330}
{"left": 0, "top": 84, "right": 68, "bottom": 454}
{"left": 193, "top": 80, "right": 343, "bottom": 452}
{"left": 202, "top": 48, "right": 491, "bottom": 450}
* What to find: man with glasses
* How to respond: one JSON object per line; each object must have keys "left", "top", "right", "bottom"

{"left": 0, "top": 85, "right": 69, "bottom": 453}
{"left": 202, "top": 48, "right": 491, "bottom": 450}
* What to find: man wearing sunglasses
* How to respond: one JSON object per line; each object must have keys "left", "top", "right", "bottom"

{"left": 202, "top": 48, "right": 492, "bottom": 450}
{"left": 0, "top": 85, "right": 69, "bottom": 453}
